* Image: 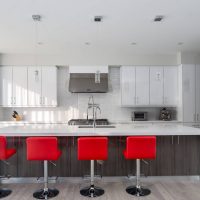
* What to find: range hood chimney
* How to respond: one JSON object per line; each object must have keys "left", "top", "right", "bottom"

{"left": 69, "top": 66, "right": 108, "bottom": 93}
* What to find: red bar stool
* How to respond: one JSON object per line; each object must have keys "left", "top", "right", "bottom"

{"left": 123, "top": 136, "right": 156, "bottom": 197}
{"left": 0, "top": 136, "right": 16, "bottom": 198}
{"left": 26, "top": 137, "right": 61, "bottom": 199}
{"left": 78, "top": 137, "right": 108, "bottom": 198}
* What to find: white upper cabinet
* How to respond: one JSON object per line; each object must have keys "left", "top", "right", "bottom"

{"left": 42, "top": 67, "right": 57, "bottom": 106}
{"left": 28, "top": 66, "right": 57, "bottom": 107}
{"left": 135, "top": 67, "right": 149, "bottom": 105}
{"left": 0, "top": 66, "right": 57, "bottom": 107}
{"left": 121, "top": 65, "right": 179, "bottom": 107}
{"left": 12, "top": 67, "right": 28, "bottom": 106}
{"left": 150, "top": 66, "right": 164, "bottom": 105}
{"left": 0, "top": 67, "right": 13, "bottom": 106}
{"left": 121, "top": 66, "right": 136, "bottom": 106}
{"left": 163, "top": 67, "right": 178, "bottom": 106}
{"left": 28, "top": 67, "right": 42, "bottom": 106}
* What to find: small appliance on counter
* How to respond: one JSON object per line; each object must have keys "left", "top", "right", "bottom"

{"left": 12, "top": 111, "right": 22, "bottom": 121}
{"left": 131, "top": 112, "right": 148, "bottom": 121}
{"left": 159, "top": 108, "right": 172, "bottom": 121}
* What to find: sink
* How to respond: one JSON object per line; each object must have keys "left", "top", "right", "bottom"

{"left": 78, "top": 125, "right": 116, "bottom": 128}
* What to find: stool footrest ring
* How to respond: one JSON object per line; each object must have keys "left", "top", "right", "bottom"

{"left": 80, "top": 185, "right": 104, "bottom": 198}
{"left": 126, "top": 186, "right": 151, "bottom": 197}
{"left": 33, "top": 188, "right": 59, "bottom": 199}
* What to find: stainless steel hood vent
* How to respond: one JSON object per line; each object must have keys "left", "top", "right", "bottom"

{"left": 69, "top": 66, "right": 109, "bottom": 93}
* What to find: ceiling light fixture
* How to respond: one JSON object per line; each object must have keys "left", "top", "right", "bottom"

{"left": 94, "top": 16, "right": 103, "bottom": 22}
{"left": 32, "top": 15, "right": 42, "bottom": 22}
{"left": 154, "top": 15, "right": 164, "bottom": 22}
{"left": 131, "top": 42, "right": 137, "bottom": 45}
{"left": 32, "top": 14, "right": 42, "bottom": 68}
{"left": 177, "top": 42, "right": 184, "bottom": 45}
{"left": 85, "top": 42, "right": 91, "bottom": 45}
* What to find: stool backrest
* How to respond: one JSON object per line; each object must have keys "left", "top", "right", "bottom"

{"left": 78, "top": 137, "right": 108, "bottom": 160}
{"left": 26, "top": 137, "right": 59, "bottom": 160}
{"left": 126, "top": 136, "right": 156, "bottom": 159}
{"left": 0, "top": 136, "right": 6, "bottom": 159}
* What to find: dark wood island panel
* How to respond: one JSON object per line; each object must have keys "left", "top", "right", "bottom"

{"left": 1, "top": 136, "right": 200, "bottom": 177}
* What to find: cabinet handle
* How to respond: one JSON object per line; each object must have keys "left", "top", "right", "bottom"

{"left": 197, "top": 114, "right": 199, "bottom": 121}
{"left": 177, "top": 136, "right": 180, "bottom": 145}
{"left": 171, "top": 136, "right": 174, "bottom": 145}
{"left": 13, "top": 97, "right": 16, "bottom": 105}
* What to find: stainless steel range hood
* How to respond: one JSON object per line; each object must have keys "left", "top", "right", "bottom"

{"left": 69, "top": 66, "right": 108, "bottom": 93}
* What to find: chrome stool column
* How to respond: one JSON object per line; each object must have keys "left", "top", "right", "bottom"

{"left": 33, "top": 161, "right": 59, "bottom": 199}
{"left": 80, "top": 160, "right": 104, "bottom": 197}
{"left": 126, "top": 159, "right": 151, "bottom": 196}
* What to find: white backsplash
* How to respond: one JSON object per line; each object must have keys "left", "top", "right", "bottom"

{"left": 0, "top": 66, "right": 176, "bottom": 123}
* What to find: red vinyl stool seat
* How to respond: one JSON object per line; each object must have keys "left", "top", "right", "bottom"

{"left": 123, "top": 136, "right": 156, "bottom": 197}
{"left": 78, "top": 137, "right": 108, "bottom": 198}
{"left": 0, "top": 136, "right": 16, "bottom": 198}
{"left": 26, "top": 137, "right": 62, "bottom": 199}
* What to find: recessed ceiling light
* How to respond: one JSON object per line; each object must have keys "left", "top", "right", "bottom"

{"left": 94, "top": 16, "right": 103, "bottom": 22}
{"left": 131, "top": 42, "right": 137, "bottom": 45}
{"left": 177, "top": 42, "right": 184, "bottom": 45}
{"left": 85, "top": 42, "right": 91, "bottom": 45}
{"left": 154, "top": 15, "right": 164, "bottom": 22}
{"left": 37, "top": 42, "right": 43, "bottom": 45}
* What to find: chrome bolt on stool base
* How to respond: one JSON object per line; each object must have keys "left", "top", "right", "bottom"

{"left": 33, "top": 189, "right": 59, "bottom": 199}
{"left": 80, "top": 185, "right": 104, "bottom": 198}
{"left": 126, "top": 186, "right": 151, "bottom": 197}
{"left": 0, "top": 189, "right": 12, "bottom": 198}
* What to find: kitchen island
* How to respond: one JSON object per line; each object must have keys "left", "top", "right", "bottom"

{"left": 0, "top": 123, "right": 200, "bottom": 177}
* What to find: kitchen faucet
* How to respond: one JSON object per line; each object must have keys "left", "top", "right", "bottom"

{"left": 87, "top": 95, "right": 101, "bottom": 128}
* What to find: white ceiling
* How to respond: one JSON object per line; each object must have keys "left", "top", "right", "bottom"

{"left": 0, "top": 0, "right": 200, "bottom": 55}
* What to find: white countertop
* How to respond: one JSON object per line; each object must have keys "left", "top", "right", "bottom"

{"left": 0, "top": 123, "right": 200, "bottom": 137}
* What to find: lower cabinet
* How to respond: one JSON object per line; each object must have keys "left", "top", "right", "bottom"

{"left": 145, "top": 136, "right": 200, "bottom": 176}
{"left": 1, "top": 136, "right": 200, "bottom": 177}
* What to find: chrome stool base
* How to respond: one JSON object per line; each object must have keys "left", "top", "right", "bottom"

{"left": 0, "top": 188, "right": 12, "bottom": 198}
{"left": 126, "top": 186, "right": 151, "bottom": 197}
{"left": 80, "top": 185, "right": 104, "bottom": 198}
{"left": 33, "top": 188, "right": 59, "bottom": 199}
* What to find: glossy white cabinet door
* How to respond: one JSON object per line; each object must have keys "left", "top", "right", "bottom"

{"left": 42, "top": 67, "right": 57, "bottom": 106}
{"left": 135, "top": 66, "right": 150, "bottom": 105}
{"left": 0, "top": 67, "right": 13, "bottom": 106}
{"left": 164, "top": 66, "right": 178, "bottom": 106}
{"left": 195, "top": 65, "right": 200, "bottom": 122}
{"left": 12, "top": 67, "right": 28, "bottom": 106}
{"left": 150, "top": 66, "right": 164, "bottom": 105}
{"left": 182, "top": 65, "right": 196, "bottom": 122}
{"left": 121, "top": 66, "right": 136, "bottom": 106}
{"left": 28, "top": 67, "right": 42, "bottom": 106}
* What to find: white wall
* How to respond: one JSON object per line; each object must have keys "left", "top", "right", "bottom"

{"left": 0, "top": 66, "right": 177, "bottom": 123}
{"left": 179, "top": 52, "right": 200, "bottom": 65}
{"left": 0, "top": 53, "right": 178, "bottom": 66}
